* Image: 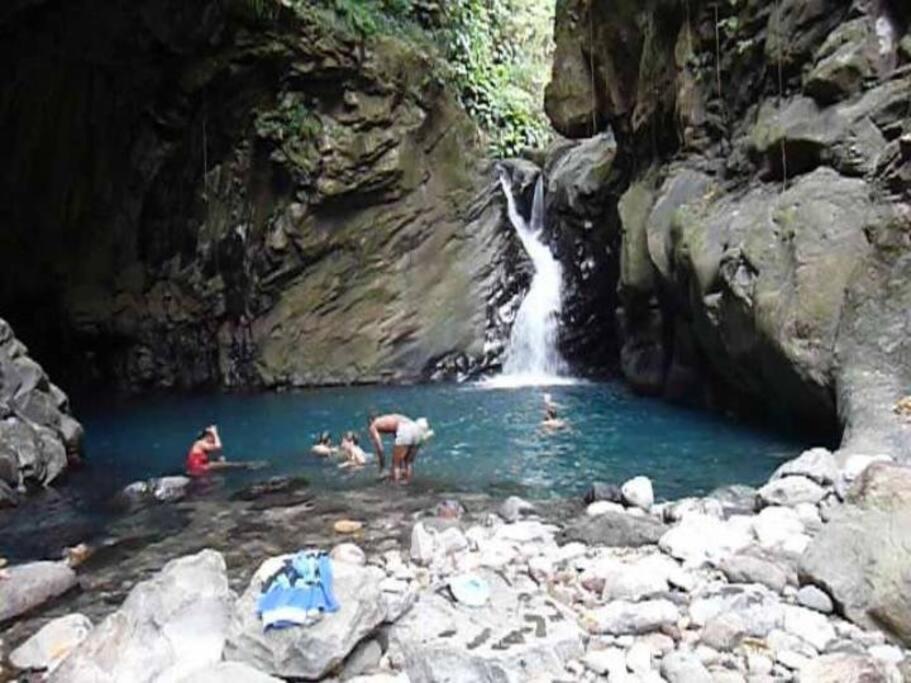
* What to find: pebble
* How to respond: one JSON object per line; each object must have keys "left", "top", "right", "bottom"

{"left": 796, "top": 585, "right": 834, "bottom": 614}
{"left": 333, "top": 519, "right": 364, "bottom": 534}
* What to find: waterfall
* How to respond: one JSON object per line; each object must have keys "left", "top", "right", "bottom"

{"left": 490, "top": 171, "right": 572, "bottom": 387}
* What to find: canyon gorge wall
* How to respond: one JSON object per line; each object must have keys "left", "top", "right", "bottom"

{"left": 541, "top": 0, "right": 911, "bottom": 453}
{"left": 0, "top": 0, "right": 526, "bottom": 392}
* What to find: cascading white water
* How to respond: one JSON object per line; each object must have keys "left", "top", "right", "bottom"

{"left": 490, "top": 171, "right": 573, "bottom": 387}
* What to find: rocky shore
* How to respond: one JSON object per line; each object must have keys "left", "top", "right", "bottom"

{"left": 2, "top": 447, "right": 909, "bottom": 682}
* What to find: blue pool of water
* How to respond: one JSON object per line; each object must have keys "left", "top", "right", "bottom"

{"left": 74, "top": 381, "right": 802, "bottom": 500}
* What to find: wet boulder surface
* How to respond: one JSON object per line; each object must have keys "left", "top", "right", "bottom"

{"left": 539, "top": 0, "right": 911, "bottom": 455}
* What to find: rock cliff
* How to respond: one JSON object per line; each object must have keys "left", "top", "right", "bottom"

{"left": 0, "top": 318, "right": 83, "bottom": 506}
{"left": 541, "top": 0, "right": 911, "bottom": 452}
{"left": 0, "top": 0, "right": 522, "bottom": 391}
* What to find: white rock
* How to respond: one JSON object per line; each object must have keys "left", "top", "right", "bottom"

{"left": 379, "top": 577, "right": 409, "bottom": 594}
{"left": 586, "top": 501, "right": 626, "bottom": 516}
{"left": 626, "top": 641, "right": 653, "bottom": 675}
{"left": 796, "top": 585, "right": 834, "bottom": 614}
{"left": 527, "top": 555, "right": 554, "bottom": 583}
{"left": 771, "top": 448, "right": 838, "bottom": 486}
{"left": 793, "top": 503, "right": 823, "bottom": 534}
{"left": 347, "top": 674, "right": 411, "bottom": 683}
{"left": 330, "top": 543, "right": 366, "bottom": 566}
{"left": 179, "top": 661, "right": 283, "bottom": 682}
{"left": 410, "top": 522, "right": 436, "bottom": 566}
{"left": 597, "top": 555, "right": 674, "bottom": 602}
{"left": 152, "top": 475, "right": 191, "bottom": 502}
{"left": 746, "top": 653, "right": 773, "bottom": 675}
{"left": 757, "top": 476, "right": 826, "bottom": 508}
{"left": 842, "top": 454, "right": 893, "bottom": 482}
{"left": 659, "top": 513, "right": 753, "bottom": 565}
{"left": 388, "top": 568, "right": 583, "bottom": 682}
{"left": 10, "top": 613, "right": 93, "bottom": 673}
{"left": 493, "top": 520, "right": 556, "bottom": 544}
{"left": 477, "top": 538, "right": 518, "bottom": 569}
{"left": 499, "top": 496, "right": 535, "bottom": 523}
{"left": 752, "top": 506, "right": 805, "bottom": 553}
{"left": 869, "top": 644, "right": 904, "bottom": 666}
{"left": 436, "top": 527, "right": 469, "bottom": 556}
{"left": 0, "top": 561, "right": 77, "bottom": 623}
{"left": 50, "top": 550, "right": 232, "bottom": 683}
{"left": 661, "top": 651, "right": 713, "bottom": 683}
{"left": 776, "top": 649, "right": 811, "bottom": 670}
{"left": 782, "top": 605, "right": 836, "bottom": 651}
{"left": 621, "top": 476, "right": 655, "bottom": 510}
{"left": 587, "top": 599, "right": 679, "bottom": 635}
{"left": 464, "top": 525, "right": 488, "bottom": 550}
{"left": 582, "top": 648, "right": 627, "bottom": 676}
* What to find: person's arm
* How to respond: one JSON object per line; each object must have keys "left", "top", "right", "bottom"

{"left": 204, "top": 426, "right": 224, "bottom": 460}
{"left": 368, "top": 421, "right": 385, "bottom": 471}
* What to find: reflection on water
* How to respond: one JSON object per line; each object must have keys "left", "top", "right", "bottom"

{"left": 1, "top": 382, "right": 805, "bottom": 561}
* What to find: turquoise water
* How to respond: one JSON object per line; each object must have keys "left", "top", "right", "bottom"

{"left": 77, "top": 381, "right": 801, "bottom": 499}
{"left": 1, "top": 382, "right": 806, "bottom": 561}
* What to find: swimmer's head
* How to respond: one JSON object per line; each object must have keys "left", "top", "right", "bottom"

{"left": 415, "top": 417, "right": 434, "bottom": 443}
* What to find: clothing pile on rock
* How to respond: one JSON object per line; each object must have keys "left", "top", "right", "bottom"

{"left": 257, "top": 550, "right": 340, "bottom": 630}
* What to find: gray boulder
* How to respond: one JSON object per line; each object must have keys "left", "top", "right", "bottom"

{"left": 719, "top": 552, "right": 793, "bottom": 594}
{"left": 0, "top": 318, "right": 83, "bottom": 499}
{"left": 757, "top": 476, "right": 826, "bottom": 508}
{"left": 797, "top": 653, "right": 888, "bottom": 682}
{"left": 0, "top": 561, "right": 77, "bottom": 623}
{"left": 800, "top": 463, "right": 911, "bottom": 646}
{"left": 50, "top": 549, "right": 232, "bottom": 683}
{"left": 388, "top": 568, "right": 583, "bottom": 683}
{"left": 771, "top": 448, "right": 838, "bottom": 486}
{"left": 560, "top": 510, "right": 665, "bottom": 547}
{"left": 707, "top": 485, "right": 759, "bottom": 517}
{"left": 226, "top": 555, "right": 387, "bottom": 679}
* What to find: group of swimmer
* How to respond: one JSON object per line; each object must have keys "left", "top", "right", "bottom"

{"left": 184, "top": 394, "right": 566, "bottom": 484}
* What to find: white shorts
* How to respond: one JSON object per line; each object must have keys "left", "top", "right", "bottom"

{"left": 394, "top": 420, "right": 421, "bottom": 447}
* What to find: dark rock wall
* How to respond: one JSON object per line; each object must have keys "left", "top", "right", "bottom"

{"left": 0, "top": 0, "right": 520, "bottom": 392}
{"left": 0, "top": 318, "right": 83, "bottom": 506}
{"left": 543, "top": 0, "right": 911, "bottom": 448}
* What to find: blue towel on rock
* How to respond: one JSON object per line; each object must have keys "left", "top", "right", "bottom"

{"left": 257, "top": 550, "right": 340, "bottom": 630}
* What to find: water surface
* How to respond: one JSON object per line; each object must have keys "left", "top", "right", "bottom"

{"left": 78, "top": 381, "right": 799, "bottom": 498}
{"left": 0, "top": 382, "right": 804, "bottom": 561}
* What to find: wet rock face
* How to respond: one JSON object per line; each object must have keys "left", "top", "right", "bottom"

{"left": 0, "top": 318, "right": 83, "bottom": 505}
{"left": 0, "top": 1, "right": 516, "bottom": 392}
{"left": 543, "top": 0, "right": 911, "bottom": 447}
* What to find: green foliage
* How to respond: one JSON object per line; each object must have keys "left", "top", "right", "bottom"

{"left": 253, "top": 0, "right": 554, "bottom": 158}
{"left": 435, "top": 0, "right": 553, "bottom": 157}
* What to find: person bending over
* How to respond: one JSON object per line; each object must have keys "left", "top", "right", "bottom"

{"left": 367, "top": 413, "right": 433, "bottom": 482}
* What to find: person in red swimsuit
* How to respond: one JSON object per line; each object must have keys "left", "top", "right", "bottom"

{"left": 186, "top": 425, "right": 223, "bottom": 476}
